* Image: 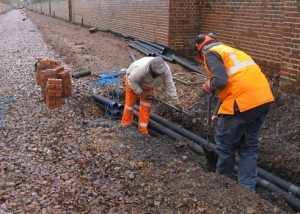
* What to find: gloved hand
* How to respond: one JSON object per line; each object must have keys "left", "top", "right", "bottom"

{"left": 140, "top": 91, "right": 152, "bottom": 99}
{"left": 211, "top": 115, "right": 218, "bottom": 126}
{"left": 203, "top": 80, "right": 213, "bottom": 94}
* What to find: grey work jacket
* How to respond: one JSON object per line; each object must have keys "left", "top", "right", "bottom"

{"left": 126, "top": 57, "right": 179, "bottom": 102}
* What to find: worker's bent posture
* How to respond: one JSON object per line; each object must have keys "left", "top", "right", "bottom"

{"left": 121, "top": 56, "right": 180, "bottom": 134}
{"left": 195, "top": 33, "right": 274, "bottom": 191}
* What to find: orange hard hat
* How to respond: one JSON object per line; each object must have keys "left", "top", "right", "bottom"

{"left": 195, "top": 34, "right": 215, "bottom": 54}
{"left": 195, "top": 33, "right": 216, "bottom": 63}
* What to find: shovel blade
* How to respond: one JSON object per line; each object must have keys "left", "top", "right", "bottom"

{"left": 202, "top": 147, "right": 218, "bottom": 172}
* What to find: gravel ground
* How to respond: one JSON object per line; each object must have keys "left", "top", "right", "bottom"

{"left": 0, "top": 9, "right": 298, "bottom": 213}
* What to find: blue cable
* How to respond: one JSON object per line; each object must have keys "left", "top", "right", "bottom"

{"left": 0, "top": 96, "right": 15, "bottom": 127}
{"left": 94, "top": 71, "right": 121, "bottom": 116}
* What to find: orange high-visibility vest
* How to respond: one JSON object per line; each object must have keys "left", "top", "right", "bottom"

{"left": 204, "top": 44, "right": 274, "bottom": 115}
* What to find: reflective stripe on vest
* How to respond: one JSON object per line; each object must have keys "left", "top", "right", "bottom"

{"left": 226, "top": 51, "right": 256, "bottom": 76}
{"left": 140, "top": 100, "right": 151, "bottom": 107}
{"left": 227, "top": 60, "right": 256, "bottom": 76}
{"left": 124, "top": 104, "right": 133, "bottom": 111}
{"left": 206, "top": 44, "right": 274, "bottom": 114}
{"left": 139, "top": 122, "right": 148, "bottom": 128}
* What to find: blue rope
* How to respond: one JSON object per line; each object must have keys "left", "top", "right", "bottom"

{"left": 0, "top": 96, "right": 15, "bottom": 127}
{"left": 94, "top": 71, "right": 121, "bottom": 116}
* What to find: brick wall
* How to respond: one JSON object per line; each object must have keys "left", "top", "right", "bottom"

{"left": 168, "top": 0, "right": 201, "bottom": 56}
{"left": 72, "top": 0, "right": 169, "bottom": 45}
{"left": 197, "top": 0, "right": 299, "bottom": 93}
{"left": 28, "top": 0, "right": 299, "bottom": 93}
{"left": 279, "top": 0, "right": 300, "bottom": 93}
{"left": 197, "top": 0, "right": 285, "bottom": 82}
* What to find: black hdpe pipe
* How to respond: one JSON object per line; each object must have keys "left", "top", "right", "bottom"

{"left": 133, "top": 42, "right": 157, "bottom": 56}
{"left": 147, "top": 108, "right": 300, "bottom": 211}
{"left": 257, "top": 177, "right": 300, "bottom": 211}
{"left": 134, "top": 42, "right": 174, "bottom": 62}
{"left": 138, "top": 39, "right": 166, "bottom": 53}
{"left": 188, "top": 141, "right": 205, "bottom": 155}
{"left": 129, "top": 43, "right": 153, "bottom": 56}
{"left": 97, "top": 103, "right": 122, "bottom": 118}
{"left": 130, "top": 52, "right": 137, "bottom": 62}
{"left": 133, "top": 107, "right": 204, "bottom": 153}
{"left": 156, "top": 54, "right": 175, "bottom": 63}
{"left": 72, "top": 70, "right": 92, "bottom": 79}
{"left": 172, "top": 55, "right": 207, "bottom": 78}
{"left": 232, "top": 165, "right": 300, "bottom": 211}
{"left": 92, "top": 94, "right": 119, "bottom": 109}
{"left": 133, "top": 109, "right": 184, "bottom": 141}
{"left": 94, "top": 95, "right": 300, "bottom": 211}
{"left": 257, "top": 167, "right": 300, "bottom": 198}
{"left": 95, "top": 95, "right": 300, "bottom": 201}
{"left": 136, "top": 106, "right": 217, "bottom": 153}
{"left": 104, "top": 96, "right": 183, "bottom": 141}
{"left": 134, "top": 41, "right": 163, "bottom": 55}
{"left": 132, "top": 120, "right": 162, "bottom": 137}
{"left": 146, "top": 107, "right": 300, "bottom": 200}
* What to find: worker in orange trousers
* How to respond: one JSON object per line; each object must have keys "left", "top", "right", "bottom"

{"left": 121, "top": 56, "right": 180, "bottom": 134}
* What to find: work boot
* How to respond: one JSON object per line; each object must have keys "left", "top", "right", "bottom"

{"left": 118, "top": 124, "right": 135, "bottom": 132}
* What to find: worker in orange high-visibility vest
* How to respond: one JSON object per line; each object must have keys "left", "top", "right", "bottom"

{"left": 121, "top": 56, "right": 181, "bottom": 134}
{"left": 195, "top": 33, "right": 274, "bottom": 192}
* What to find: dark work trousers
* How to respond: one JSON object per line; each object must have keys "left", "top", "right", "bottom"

{"left": 215, "top": 103, "right": 271, "bottom": 191}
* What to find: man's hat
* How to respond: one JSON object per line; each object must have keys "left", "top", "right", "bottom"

{"left": 150, "top": 57, "right": 167, "bottom": 75}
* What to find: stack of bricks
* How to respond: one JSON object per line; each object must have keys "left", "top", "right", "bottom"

{"left": 35, "top": 58, "right": 62, "bottom": 85}
{"left": 39, "top": 66, "right": 64, "bottom": 100}
{"left": 57, "top": 70, "right": 72, "bottom": 98}
{"left": 46, "top": 78, "right": 63, "bottom": 109}
{"left": 35, "top": 58, "right": 72, "bottom": 109}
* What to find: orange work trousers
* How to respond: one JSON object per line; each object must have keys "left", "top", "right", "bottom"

{"left": 121, "top": 80, "right": 153, "bottom": 134}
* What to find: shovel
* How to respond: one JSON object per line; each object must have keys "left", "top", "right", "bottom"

{"left": 147, "top": 95, "right": 189, "bottom": 114}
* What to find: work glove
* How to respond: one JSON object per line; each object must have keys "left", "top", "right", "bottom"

{"left": 202, "top": 80, "right": 213, "bottom": 94}
{"left": 211, "top": 115, "right": 218, "bottom": 126}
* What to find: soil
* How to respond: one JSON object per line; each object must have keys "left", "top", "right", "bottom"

{"left": 0, "top": 9, "right": 299, "bottom": 213}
